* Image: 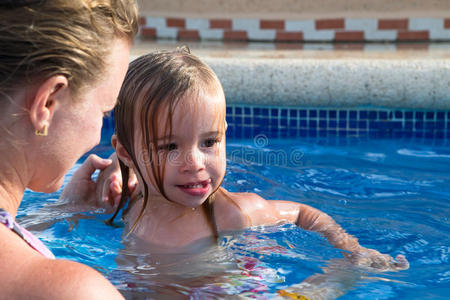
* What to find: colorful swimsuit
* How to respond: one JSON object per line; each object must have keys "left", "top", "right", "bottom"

{"left": 0, "top": 208, "right": 55, "bottom": 259}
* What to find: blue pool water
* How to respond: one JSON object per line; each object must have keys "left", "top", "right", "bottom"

{"left": 19, "top": 130, "right": 450, "bottom": 299}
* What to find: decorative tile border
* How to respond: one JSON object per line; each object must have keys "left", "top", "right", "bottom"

{"left": 102, "top": 106, "right": 450, "bottom": 141}
{"left": 225, "top": 105, "right": 450, "bottom": 140}
{"left": 139, "top": 16, "right": 450, "bottom": 42}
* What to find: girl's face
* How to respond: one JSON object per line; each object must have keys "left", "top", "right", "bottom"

{"left": 137, "top": 88, "right": 227, "bottom": 208}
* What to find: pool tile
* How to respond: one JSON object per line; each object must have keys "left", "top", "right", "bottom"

{"left": 329, "top": 110, "right": 337, "bottom": 119}
{"left": 244, "top": 127, "right": 252, "bottom": 138}
{"left": 425, "top": 122, "right": 436, "bottom": 129}
{"left": 299, "top": 110, "right": 307, "bottom": 118}
{"left": 220, "top": 105, "right": 448, "bottom": 140}
{"left": 359, "top": 111, "right": 368, "bottom": 119}
{"left": 319, "top": 110, "right": 327, "bottom": 119}
{"left": 327, "top": 130, "right": 337, "bottom": 136}
{"left": 436, "top": 131, "right": 444, "bottom": 139}
{"left": 369, "top": 111, "right": 377, "bottom": 120}
{"left": 405, "top": 121, "right": 413, "bottom": 129}
{"left": 308, "top": 129, "right": 317, "bottom": 137}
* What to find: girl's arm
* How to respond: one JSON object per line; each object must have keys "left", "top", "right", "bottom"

{"left": 232, "top": 193, "right": 408, "bottom": 271}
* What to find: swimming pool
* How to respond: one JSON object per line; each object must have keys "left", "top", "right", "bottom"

{"left": 19, "top": 107, "right": 449, "bottom": 299}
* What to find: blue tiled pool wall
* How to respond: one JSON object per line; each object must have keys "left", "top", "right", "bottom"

{"left": 102, "top": 105, "right": 450, "bottom": 140}
{"left": 225, "top": 105, "right": 450, "bottom": 140}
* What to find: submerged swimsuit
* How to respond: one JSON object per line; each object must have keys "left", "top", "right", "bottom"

{"left": 0, "top": 208, "right": 55, "bottom": 259}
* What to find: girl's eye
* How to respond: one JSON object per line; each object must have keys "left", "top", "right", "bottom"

{"left": 202, "top": 138, "right": 220, "bottom": 148}
{"left": 157, "top": 143, "right": 177, "bottom": 151}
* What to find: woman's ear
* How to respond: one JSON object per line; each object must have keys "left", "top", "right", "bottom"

{"left": 29, "top": 75, "right": 69, "bottom": 134}
{"left": 112, "top": 134, "right": 134, "bottom": 168}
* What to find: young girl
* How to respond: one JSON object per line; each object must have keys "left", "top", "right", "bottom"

{"left": 103, "top": 47, "right": 408, "bottom": 271}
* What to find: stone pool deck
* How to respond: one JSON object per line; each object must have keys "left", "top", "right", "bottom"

{"left": 130, "top": 41, "right": 450, "bottom": 110}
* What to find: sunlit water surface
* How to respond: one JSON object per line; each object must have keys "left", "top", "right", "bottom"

{"left": 20, "top": 135, "right": 450, "bottom": 299}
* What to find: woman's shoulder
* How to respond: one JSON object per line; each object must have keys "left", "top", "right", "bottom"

{"left": 0, "top": 226, "right": 123, "bottom": 299}
{"left": 31, "top": 258, "right": 124, "bottom": 299}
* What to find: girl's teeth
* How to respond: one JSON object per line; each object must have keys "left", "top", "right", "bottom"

{"left": 184, "top": 184, "right": 203, "bottom": 188}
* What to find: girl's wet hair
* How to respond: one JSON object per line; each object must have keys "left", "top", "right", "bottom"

{"left": 108, "top": 47, "right": 225, "bottom": 237}
{"left": 0, "top": 0, "right": 138, "bottom": 100}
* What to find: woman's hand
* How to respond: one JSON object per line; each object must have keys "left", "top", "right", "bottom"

{"left": 61, "top": 153, "right": 137, "bottom": 212}
{"left": 95, "top": 153, "right": 137, "bottom": 208}
{"left": 346, "top": 247, "right": 409, "bottom": 271}
{"left": 60, "top": 154, "right": 114, "bottom": 208}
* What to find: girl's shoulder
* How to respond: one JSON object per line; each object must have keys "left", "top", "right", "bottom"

{"left": 214, "top": 189, "right": 272, "bottom": 230}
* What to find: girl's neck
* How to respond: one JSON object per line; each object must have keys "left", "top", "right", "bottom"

{"left": 136, "top": 188, "right": 199, "bottom": 216}
{"left": 127, "top": 195, "right": 213, "bottom": 248}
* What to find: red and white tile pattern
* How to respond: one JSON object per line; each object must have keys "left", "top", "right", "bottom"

{"left": 139, "top": 16, "right": 450, "bottom": 42}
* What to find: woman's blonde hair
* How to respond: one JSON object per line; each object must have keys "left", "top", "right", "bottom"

{"left": 0, "top": 0, "right": 138, "bottom": 99}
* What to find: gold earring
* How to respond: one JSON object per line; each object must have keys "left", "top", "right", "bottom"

{"left": 35, "top": 125, "right": 48, "bottom": 136}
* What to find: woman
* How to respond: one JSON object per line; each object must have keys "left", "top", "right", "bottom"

{"left": 0, "top": 0, "right": 137, "bottom": 298}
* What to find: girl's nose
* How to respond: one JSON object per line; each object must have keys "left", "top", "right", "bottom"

{"left": 180, "top": 148, "right": 206, "bottom": 173}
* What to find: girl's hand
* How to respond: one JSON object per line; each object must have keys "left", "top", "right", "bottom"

{"left": 346, "top": 247, "right": 409, "bottom": 271}
{"left": 95, "top": 153, "right": 137, "bottom": 208}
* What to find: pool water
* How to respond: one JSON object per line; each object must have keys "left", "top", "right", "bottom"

{"left": 19, "top": 131, "right": 450, "bottom": 299}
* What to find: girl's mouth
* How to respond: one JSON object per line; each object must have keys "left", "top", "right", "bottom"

{"left": 176, "top": 179, "right": 211, "bottom": 196}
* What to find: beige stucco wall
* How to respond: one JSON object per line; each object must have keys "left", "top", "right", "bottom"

{"left": 137, "top": 0, "right": 450, "bottom": 19}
